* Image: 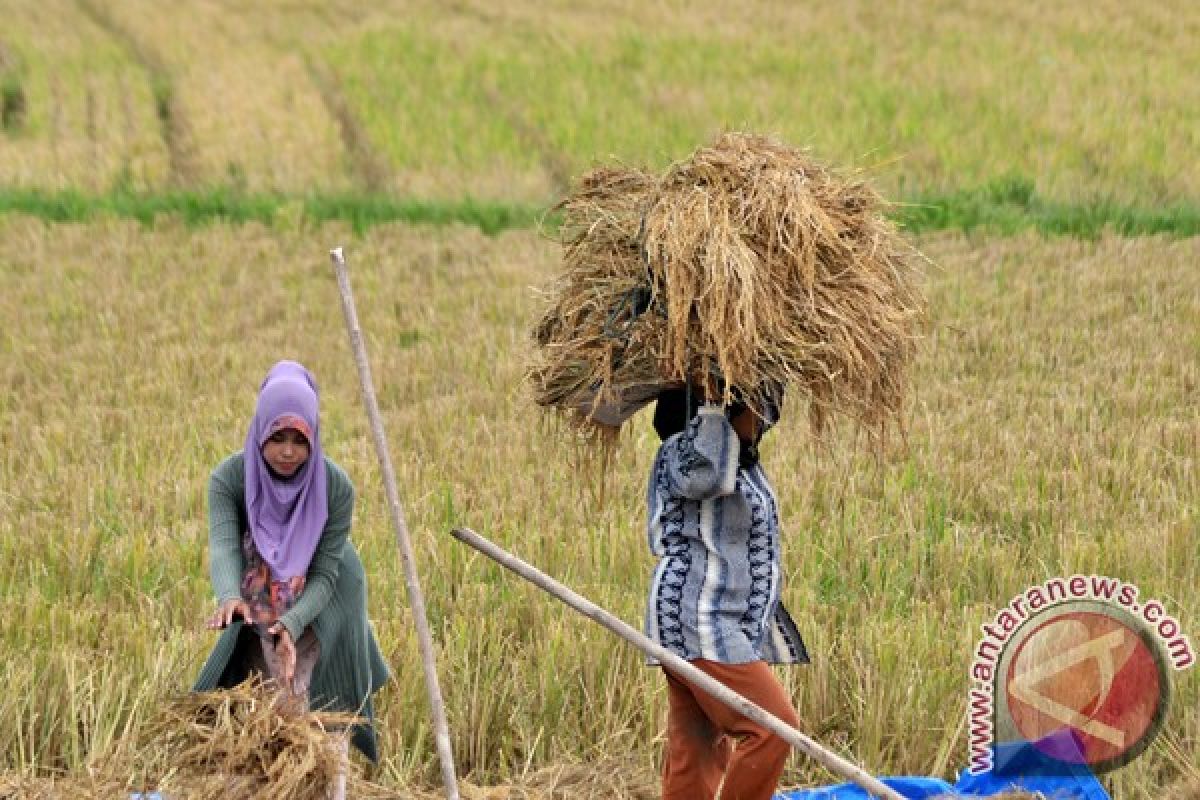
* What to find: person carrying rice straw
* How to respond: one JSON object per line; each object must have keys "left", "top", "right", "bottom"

{"left": 645, "top": 368, "right": 809, "bottom": 800}
{"left": 193, "top": 359, "right": 390, "bottom": 763}
{"left": 531, "top": 132, "right": 925, "bottom": 799}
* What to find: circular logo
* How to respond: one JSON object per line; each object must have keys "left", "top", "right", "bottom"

{"left": 998, "top": 601, "right": 1169, "bottom": 773}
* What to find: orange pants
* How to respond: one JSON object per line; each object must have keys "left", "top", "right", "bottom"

{"left": 662, "top": 660, "right": 799, "bottom": 800}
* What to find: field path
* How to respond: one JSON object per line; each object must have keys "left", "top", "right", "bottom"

{"left": 74, "top": 0, "right": 200, "bottom": 186}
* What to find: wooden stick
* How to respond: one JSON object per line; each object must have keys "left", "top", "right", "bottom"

{"left": 327, "top": 733, "right": 348, "bottom": 800}
{"left": 330, "top": 247, "right": 461, "bottom": 800}
{"left": 450, "top": 526, "right": 907, "bottom": 800}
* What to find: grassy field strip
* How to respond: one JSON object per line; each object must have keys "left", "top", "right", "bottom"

{"left": 305, "top": 56, "right": 395, "bottom": 193}
{"left": 70, "top": 0, "right": 351, "bottom": 192}
{"left": 0, "top": 0, "right": 169, "bottom": 190}
{"left": 0, "top": 184, "right": 1196, "bottom": 237}
{"left": 1, "top": 218, "right": 1194, "bottom": 794}
{"left": 2, "top": 1, "right": 1196, "bottom": 202}
{"left": 73, "top": 0, "right": 208, "bottom": 188}
{"left": 325, "top": 0, "right": 1199, "bottom": 203}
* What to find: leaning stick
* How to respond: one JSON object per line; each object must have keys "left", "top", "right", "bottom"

{"left": 450, "top": 526, "right": 907, "bottom": 800}
{"left": 331, "top": 247, "right": 461, "bottom": 800}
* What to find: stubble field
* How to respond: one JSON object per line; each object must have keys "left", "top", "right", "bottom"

{"left": 0, "top": 218, "right": 1196, "bottom": 796}
{"left": 0, "top": 1, "right": 1197, "bottom": 797}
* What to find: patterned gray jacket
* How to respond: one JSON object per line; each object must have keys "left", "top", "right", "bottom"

{"left": 644, "top": 405, "right": 808, "bottom": 665}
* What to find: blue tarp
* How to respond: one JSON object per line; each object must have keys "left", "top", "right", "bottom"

{"left": 777, "top": 733, "right": 1110, "bottom": 800}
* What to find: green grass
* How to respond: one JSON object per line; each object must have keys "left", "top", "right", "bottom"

{"left": 0, "top": 187, "right": 546, "bottom": 235}
{"left": 326, "top": 3, "right": 1200, "bottom": 204}
{"left": 897, "top": 177, "right": 1200, "bottom": 238}
{"left": 0, "top": 0, "right": 169, "bottom": 189}
{"left": 1, "top": 2, "right": 1196, "bottom": 202}
{"left": 1, "top": 182, "right": 1196, "bottom": 238}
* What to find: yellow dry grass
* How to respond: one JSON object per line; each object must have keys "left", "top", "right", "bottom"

{"left": 0, "top": 679, "right": 361, "bottom": 799}
{"left": 0, "top": 218, "right": 1195, "bottom": 797}
{"left": 532, "top": 132, "right": 925, "bottom": 437}
{"left": 76, "top": 0, "right": 350, "bottom": 191}
{"left": 0, "top": 0, "right": 169, "bottom": 190}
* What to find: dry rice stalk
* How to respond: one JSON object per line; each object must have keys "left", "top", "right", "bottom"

{"left": 0, "top": 774, "right": 129, "bottom": 800}
{"left": 132, "top": 678, "right": 360, "bottom": 800}
{"left": 0, "top": 767, "right": 1082, "bottom": 800}
{"left": 0, "top": 687, "right": 659, "bottom": 800}
{"left": 0, "top": 678, "right": 366, "bottom": 800}
{"left": 1163, "top": 775, "right": 1200, "bottom": 800}
{"left": 404, "top": 757, "right": 659, "bottom": 800}
{"left": 530, "top": 132, "right": 927, "bottom": 440}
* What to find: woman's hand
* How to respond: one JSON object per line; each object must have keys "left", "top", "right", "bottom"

{"left": 269, "top": 622, "right": 297, "bottom": 693}
{"left": 207, "top": 598, "right": 251, "bottom": 630}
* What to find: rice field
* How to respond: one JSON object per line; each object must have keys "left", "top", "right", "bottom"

{"left": 0, "top": 0, "right": 168, "bottom": 190}
{"left": 0, "top": 1, "right": 1196, "bottom": 201}
{"left": 1, "top": 1, "right": 1197, "bottom": 798}
{"left": 0, "top": 217, "right": 1195, "bottom": 796}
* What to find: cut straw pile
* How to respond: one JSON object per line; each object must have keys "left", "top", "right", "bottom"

{"left": 131, "top": 678, "right": 362, "bottom": 799}
{"left": 0, "top": 677, "right": 662, "bottom": 799}
{"left": 530, "top": 132, "right": 926, "bottom": 437}
{"left": 0, "top": 679, "right": 368, "bottom": 800}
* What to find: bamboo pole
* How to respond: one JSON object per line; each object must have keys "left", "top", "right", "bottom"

{"left": 328, "top": 734, "right": 348, "bottom": 800}
{"left": 330, "top": 247, "right": 461, "bottom": 800}
{"left": 450, "top": 526, "right": 907, "bottom": 800}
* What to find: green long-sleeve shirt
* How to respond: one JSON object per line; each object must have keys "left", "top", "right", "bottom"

{"left": 207, "top": 450, "right": 355, "bottom": 641}
{"left": 194, "top": 451, "right": 390, "bottom": 761}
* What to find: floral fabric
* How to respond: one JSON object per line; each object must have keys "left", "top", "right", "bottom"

{"left": 240, "top": 529, "right": 306, "bottom": 626}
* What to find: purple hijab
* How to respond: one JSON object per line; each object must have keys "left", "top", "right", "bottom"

{"left": 244, "top": 360, "right": 328, "bottom": 581}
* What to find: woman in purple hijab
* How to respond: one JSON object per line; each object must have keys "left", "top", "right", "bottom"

{"left": 193, "top": 360, "right": 390, "bottom": 762}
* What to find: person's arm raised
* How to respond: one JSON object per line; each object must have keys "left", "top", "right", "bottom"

{"left": 662, "top": 402, "right": 740, "bottom": 500}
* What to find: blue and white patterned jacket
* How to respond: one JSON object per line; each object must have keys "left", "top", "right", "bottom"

{"left": 644, "top": 405, "right": 808, "bottom": 665}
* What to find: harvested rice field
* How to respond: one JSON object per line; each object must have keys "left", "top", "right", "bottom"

{"left": 0, "top": 218, "right": 1196, "bottom": 797}
{"left": 0, "top": 1, "right": 1197, "bottom": 798}
{"left": 0, "top": 1, "right": 1196, "bottom": 201}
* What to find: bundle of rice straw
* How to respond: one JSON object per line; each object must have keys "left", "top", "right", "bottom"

{"left": 0, "top": 679, "right": 378, "bottom": 800}
{"left": 530, "top": 132, "right": 926, "bottom": 438}
{"left": 128, "top": 678, "right": 362, "bottom": 800}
